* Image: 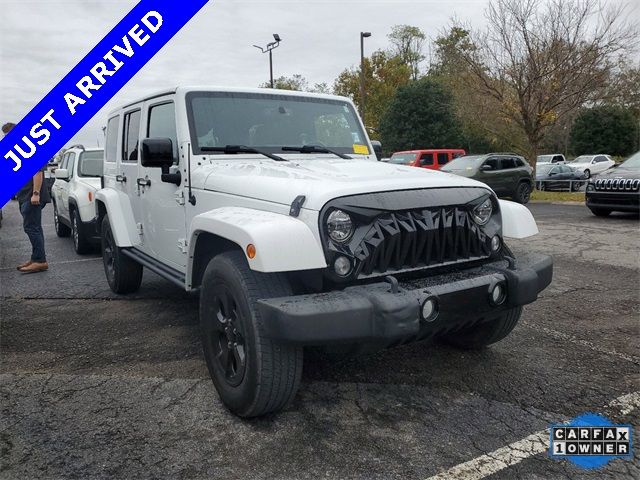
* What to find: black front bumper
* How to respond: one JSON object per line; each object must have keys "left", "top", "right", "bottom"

{"left": 586, "top": 191, "right": 639, "bottom": 212}
{"left": 258, "top": 253, "right": 553, "bottom": 345}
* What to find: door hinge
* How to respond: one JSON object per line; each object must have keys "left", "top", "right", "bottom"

{"left": 175, "top": 190, "right": 185, "bottom": 206}
{"left": 136, "top": 223, "right": 143, "bottom": 235}
{"left": 178, "top": 238, "right": 188, "bottom": 254}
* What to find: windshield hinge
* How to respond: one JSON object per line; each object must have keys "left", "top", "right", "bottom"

{"left": 175, "top": 190, "right": 185, "bottom": 206}
{"left": 136, "top": 223, "right": 143, "bottom": 235}
{"left": 178, "top": 238, "right": 188, "bottom": 254}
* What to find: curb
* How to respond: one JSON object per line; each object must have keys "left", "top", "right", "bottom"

{"left": 530, "top": 200, "right": 584, "bottom": 205}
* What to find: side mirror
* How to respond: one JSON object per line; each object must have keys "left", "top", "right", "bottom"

{"left": 55, "top": 168, "right": 69, "bottom": 180}
{"left": 370, "top": 140, "right": 383, "bottom": 161}
{"left": 141, "top": 138, "right": 174, "bottom": 169}
{"left": 480, "top": 164, "right": 493, "bottom": 171}
{"left": 548, "top": 171, "right": 557, "bottom": 176}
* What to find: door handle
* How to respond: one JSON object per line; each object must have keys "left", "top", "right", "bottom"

{"left": 116, "top": 174, "right": 127, "bottom": 183}
{"left": 137, "top": 177, "right": 151, "bottom": 187}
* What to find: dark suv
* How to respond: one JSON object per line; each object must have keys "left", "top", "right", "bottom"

{"left": 585, "top": 151, "right": 640, "bottom": 216}
{"left": 441, "top": 153, "right": 534, "bottom": 204}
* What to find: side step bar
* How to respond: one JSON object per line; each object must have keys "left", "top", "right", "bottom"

{"left": 121, "top": 248, "right": 185, "bottom": 289}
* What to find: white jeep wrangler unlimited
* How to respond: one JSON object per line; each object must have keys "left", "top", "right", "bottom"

{"left": 96, "top": 87, "right": 552, "bottom": 417}
{"left": 52, "top": 145, "right": 104, "bottom": 253}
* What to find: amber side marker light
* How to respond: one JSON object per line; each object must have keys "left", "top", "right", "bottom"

{"left": 88, "top": 191, "right": 93, "bottom": 202}
{"left": 246, "top": 244, "right": 256, "bottom": 259}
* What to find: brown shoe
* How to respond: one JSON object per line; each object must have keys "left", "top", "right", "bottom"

{"left": 17, "top": 260, "right": 32, "bottom": 271}
{"left": 19, "top": 262, "right": 48, "bottom": 274}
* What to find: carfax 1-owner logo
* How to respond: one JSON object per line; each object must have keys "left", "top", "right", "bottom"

{"left": 549, "top": 413, "right": 633, "bottom": 469}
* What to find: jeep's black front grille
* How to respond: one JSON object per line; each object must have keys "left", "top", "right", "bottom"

{"left": 352, "top": 207, "right": 492, "bottom": 276}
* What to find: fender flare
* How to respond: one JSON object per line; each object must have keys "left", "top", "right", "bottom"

{"left": 94, "top": 189, "right": 139, "bottom": 247}
{"left": 187, "top": 207, "right": 327, "bottom": 282}
{"left": 499, "top": 199, "right": 538, "bottom": 238}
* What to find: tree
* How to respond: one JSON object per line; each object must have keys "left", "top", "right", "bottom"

{"left": 334, "top": 50, "right": 411, "bottom": 134}
{"left": 570, "top": 106, "right": 639, "bottom": 156}
{"left": 388, "top": 25, "right": 426, "bottom": 80}
{"left": 379, "top": 78, "right": 464, "bottom": 152}
{"left": 449, "top": 0, "right": 638, "bottom": 165}
{"left": 260, "top": 74, "right": 309, "bottom": 91}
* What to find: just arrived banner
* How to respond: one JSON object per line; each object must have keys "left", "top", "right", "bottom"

{"left": 0, "top": 0, "right": 210, "bottom": 207}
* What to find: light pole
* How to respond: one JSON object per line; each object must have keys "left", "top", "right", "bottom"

{"left": 253, "top": 34, "right": 282, "bottom": 88}
{"left": 359, "top": 32, "right": 371, "bottom": 125}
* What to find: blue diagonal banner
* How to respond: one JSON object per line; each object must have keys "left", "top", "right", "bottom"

{"left": 0, "top": 0, "right": 210, "bottom": 207}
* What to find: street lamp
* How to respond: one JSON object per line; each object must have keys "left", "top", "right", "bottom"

{"left": 253, "top": 34, "right": 282, "bottom": 88}
{"left": 359, "top": 32, "right": 371, "bottom": 125}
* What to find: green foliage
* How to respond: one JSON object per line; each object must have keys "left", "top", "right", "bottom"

{"left": 260, "top": 75, "right": 331, "bottom": 94}
{"left": 333, "top": 50, "right": 411, "bottom": 134}
{"left": 379, "top": 78, "right": 464, "bottom": 152}
{"left": 388, "top": 25, "right": 426, "bottom": 80}
{"left": 570, "top": 106, "right": 639, "bottom": 156}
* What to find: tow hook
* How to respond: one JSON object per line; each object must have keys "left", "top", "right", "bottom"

{"left": 384, "top": 275, "right": 400, "bottom": 294}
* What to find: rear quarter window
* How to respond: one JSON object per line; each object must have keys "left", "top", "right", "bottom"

{"left": 105, "top": 116, "right": 119, "bottom": 163}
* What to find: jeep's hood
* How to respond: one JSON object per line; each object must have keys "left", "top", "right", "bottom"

{"left": 195, "top": 156, "right": 491, "bottom": 210}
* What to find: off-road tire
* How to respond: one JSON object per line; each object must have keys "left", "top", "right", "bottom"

{"left": 53, "top": 201, "right": 71, "bottom": 237}
{"left": 199, "top": 250, "right": 303, "bottom": 417}
{"left": 101, "top": 215, "right": 143, "bottom": 294}
{"left": 589, "top": 208, "right": 611, "bottom": 217}
{"left": 513, "top": 181, "right": 531, "bottom": 204}
{"left": 72, "top": 208, "right": 92, "bottom": 254}
{"left": 441, "top": 306, "right": 522, "bottom": 349}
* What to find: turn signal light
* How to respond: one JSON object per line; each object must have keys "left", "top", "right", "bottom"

{"left": 246, "top": 244, "right": 256, "bottom": 259}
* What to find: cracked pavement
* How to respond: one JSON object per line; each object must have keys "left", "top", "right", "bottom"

{"left": 1, "top": 201, "right": 638, "bottom": 479}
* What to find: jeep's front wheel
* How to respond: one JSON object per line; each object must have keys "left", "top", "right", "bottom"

{"left": 199, "top": 250, "right": 303, "bottom": 417}
{"left": 440, "top": 307, "right": 522, "bottom": 349}
{"left": 72, "top": 209, "right": 92, "bottom": 254}
{"left": 101, "top": 215, "right": 143, "bottom": 294}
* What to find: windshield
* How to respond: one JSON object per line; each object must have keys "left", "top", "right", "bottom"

{"left": 537, "top": 155, "right": 554, "bottom": 163}
{"left": 389, "top": 153, "right": 417, "bottom": 165}
{"left": 570, "top": 155, "right": 592, "bottom": 164}
{"left": 187, "top": 92, "right": 368, "bottom": 156}
{"left": 78, "top": 151, "right": 104, "bottom": 177}
{"left": 621, "top": 151, "right": 640, "bottom": 169}
{"left": 537, "top": 164, "right": 554, "bottom": 175}
{"left": 441, "top": 155, "right": 484, "bottom": 171}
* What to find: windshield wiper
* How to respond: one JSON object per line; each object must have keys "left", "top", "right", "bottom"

{"left": 201, "top": 145, "right": 287, "bottom": 162}
{"left": 281, "top": 145, "right": 352, "bottom": 160}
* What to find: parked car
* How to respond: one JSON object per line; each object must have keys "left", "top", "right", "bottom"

{"left": 535, "top": 164, "right": 586, "bottom": 191}
{"left": 96, "top": 87, "right": 552, "bottom": 417}
{"left": 567, "top": 154, "right": 614, "bottom": 178}
{"left": 537, "top": 154, "right": 566, "bottom": 165}
{"left": 51, "top": 146, "right": 104, "bottom": 253}
{"left": 585, "top": 151, "right": 640, "bottom": 216}
{"left": 389, "top": 149, "right": 466, "bottom": 170}
{"left": 441, "top": 153, "right": 534, "bottom": 204}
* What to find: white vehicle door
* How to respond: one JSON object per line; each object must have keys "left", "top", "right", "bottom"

{"left": 52, "top": 152, "right": 68, "bottom": 210}
{"left": 593, "top": 155, "right": 610, "bottom": 174}
{"left": 60, "top": 151, "right": 76, "bottom": 219}
{"left": 119, "top": 107, "right": 148, "bottom": 252}
{"left": 139, "top": 99, "right": 187, "bottom": 271}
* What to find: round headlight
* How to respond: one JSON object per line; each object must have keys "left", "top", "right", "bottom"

{"left": 327, "top": 209, "right": 354, "bottom": 243}
{"left": 472, "top": 198, "right": 493, "bottom": 225}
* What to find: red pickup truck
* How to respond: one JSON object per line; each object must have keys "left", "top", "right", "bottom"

{"left": 389, "top": 149, "right": 466, "bottom": 170}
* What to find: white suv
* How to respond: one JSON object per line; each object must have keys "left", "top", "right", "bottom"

{"left": 52, "top": 146, "right": 104, "bottom": 253}
{"left": 96, "top": 87, "right": 552, "bottom": 417}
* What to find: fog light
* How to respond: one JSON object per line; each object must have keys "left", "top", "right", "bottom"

{"left": 491, "top": 235, "right": 501, "bottom": 252}
{"left": 490, "top": 283, "right": 506, "bottom": 305}
{"left": 421, "top": 297, "right": 439, "bottom": 322}
{"left": 334, "top": 256, "right": 352, "bottom": 277}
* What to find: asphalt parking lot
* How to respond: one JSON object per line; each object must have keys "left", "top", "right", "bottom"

{"left": 1, "top": 200, "right": 638, "bottom": 479}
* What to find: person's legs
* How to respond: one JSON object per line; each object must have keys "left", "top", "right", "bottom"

{"left": 20, "top": 201, "right": 46, "bottom": 263}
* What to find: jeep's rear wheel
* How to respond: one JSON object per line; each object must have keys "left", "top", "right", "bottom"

{"left": 199, "top": 250, "right": 303, "bottom": 417}
{"left": 53, "top": 202, "right": 71, "bottom": 237}
{"left": 513, "top": 182, "right": 531, "bottom": 204}
{"left": 72, "top": 209, "right": 92, "bottom": 254}
{"left": 101, "top": 215, "right": 143, "bottom": 294}
{"left": 440, "top": 307, "right": 522, "bottom": 349}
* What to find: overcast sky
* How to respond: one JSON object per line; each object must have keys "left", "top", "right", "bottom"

{"left": 0, "top": 0, "right": 635, "bottom": 149}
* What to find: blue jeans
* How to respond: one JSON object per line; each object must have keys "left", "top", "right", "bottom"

{"left": 19, "top": 201, "right": 46, "bottom": 263}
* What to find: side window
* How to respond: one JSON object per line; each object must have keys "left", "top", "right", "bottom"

{"left": 122, "top": 110, "right": 141, "bottom": 162}
{"left": 147, "top": 102, "right": 178, "bottom": 162}
{"left": 67, "top": 152, "right": 76, "bottom": 176}
{"left": 500, "top": 158, "right": 516, "bottom": 169}
{"left": 550, "top": 167, "right": 560, "bottom": 175}
{"left": 552, "top": 155, "right": 563, "bottom": 163}
{"left": 419, "top": 153, "right": 434, "bottom": 166}
{"left": 59, "top": 153, "right": 68, "bottom": 170}
{"left": 437, "top": 152, "right": 448, "bottom": 165}
{"left": 595, "top": 156, "right": 606, "bottom": 163}
{"left": 452, "top": 151, "right": 464, "bottom": 159}
{"left": 484, "top": 158, "right": 500, "bottom": 170}
{"left": 105, "top": 116, "right": 119, "bottom": 163}
{"left": 515, "top": 158, "right": 525, "bottom": 167}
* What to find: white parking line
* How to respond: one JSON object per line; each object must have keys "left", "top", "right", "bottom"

{"left": 523, "top": 322, "right": 640, "bottom": 364}
{"left": 0, "top": 257, "right": 101, "bottom": 272}
{"left": 425, "top": 391, "right": 640, "bottom": 480}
